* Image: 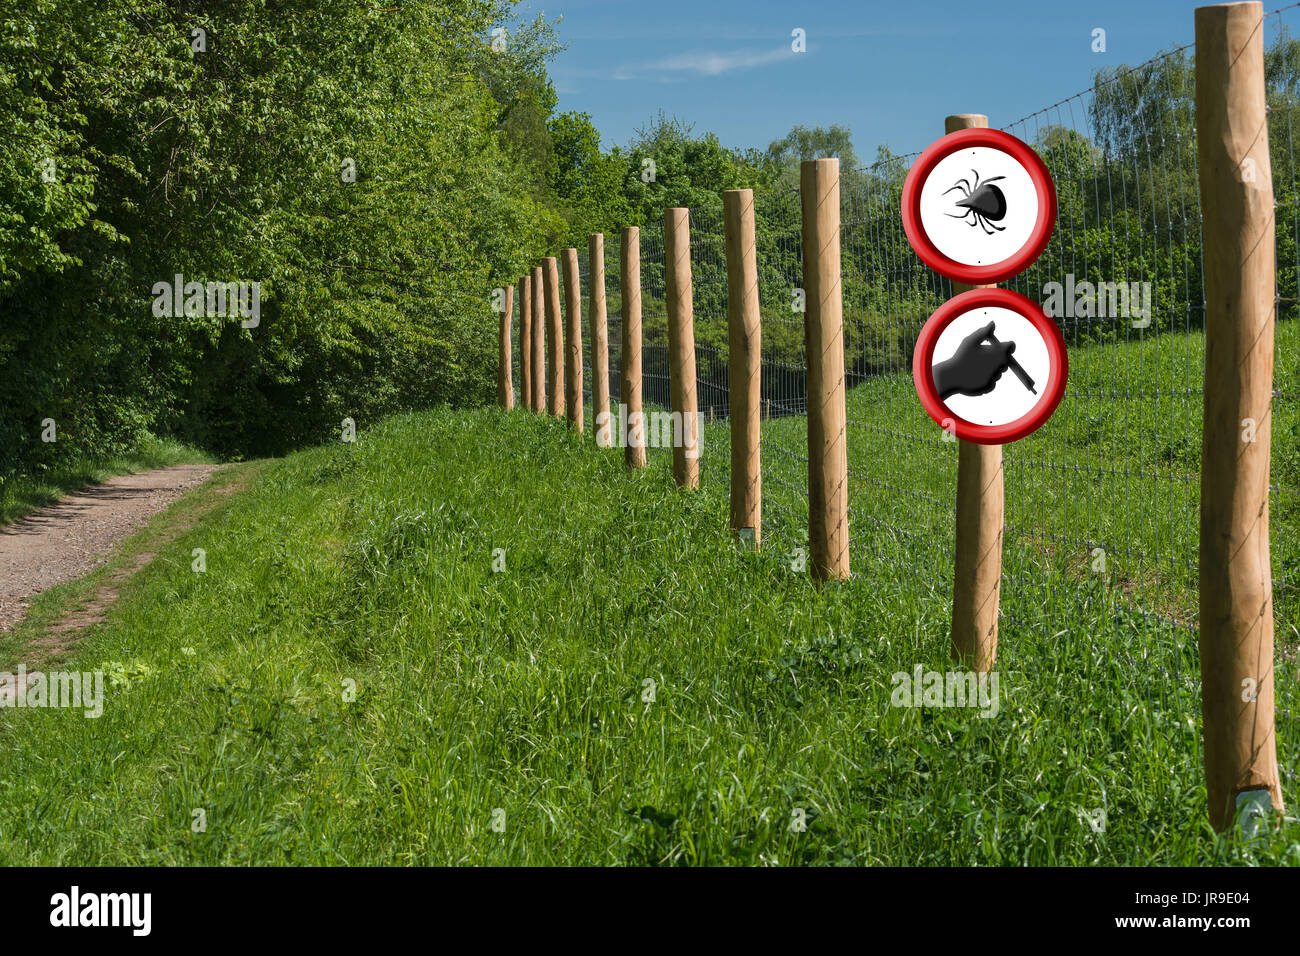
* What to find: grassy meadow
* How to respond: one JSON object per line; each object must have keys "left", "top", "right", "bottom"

{"left": 0, "top": 324, "right": 1297, "bottom": 862}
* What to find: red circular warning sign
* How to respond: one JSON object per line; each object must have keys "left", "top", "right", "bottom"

{"left": 901, "top": 128, "right": 1056, "bottom": 285}
{"left": 912, "top": 288, "right": 1067, "bottom": 445}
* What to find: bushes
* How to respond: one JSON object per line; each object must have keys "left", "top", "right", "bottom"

{"left": 0, "top": 0, "right": 548, "bottom": 475}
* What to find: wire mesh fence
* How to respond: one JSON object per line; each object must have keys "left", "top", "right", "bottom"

{"left": 599, "top": 236, "right": 622, "bottom": 431}
{"left": 574, "top": 243, "right": 591, "bottom": 413}
{"left": 839, "top": 153, "right": 956, "bottom": 591}
{"left": 831, "top": 29, "right": 1294, "bottom": 766}
{"left": 510, "top": 291, "right": 520, "bottom": 409}
{"left": 687, "top": 204, "right": 731, "bottom": 490}
{"left": 753, "top": 186, "right": 810, "bottom": 546}
{"left": 637, "top": 219, "right": 673, "bottom": 467}
{"left": 996, "top": 25, "right": 1299, "bottom": 754}
{"left": 630, "top": 199, "right": 806, "bottom": 532}
{"left": 996, "top": 44, "right": 1206, "bottom": 715}
{"left": 512, "top": 15, "right": 1300, "bottom": 783}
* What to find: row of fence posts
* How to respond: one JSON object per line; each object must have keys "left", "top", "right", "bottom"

{"left": 493, "top": 1, "right": 1282, "bottom": 833}
{"left": 496, "top": 163, "right": 844, "bottom": 574}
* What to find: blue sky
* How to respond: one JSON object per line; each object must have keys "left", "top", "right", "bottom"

{"left": 524, "top": 0, "right": 1225, "bottom": 160}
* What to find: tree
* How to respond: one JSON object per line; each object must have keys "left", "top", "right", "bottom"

{"left": 0, "top": 0, "right": 563, "bottom": 471}
{"left": 547, "top": 111, "right": 633, "bottom": 247}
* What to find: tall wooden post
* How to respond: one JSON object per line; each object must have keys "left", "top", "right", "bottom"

{"left": 664, "top": 207, "right": 700, "bottom": 488}
{"left": 590, "top": 234, "right": 611, "bottom": 447}
{"left": 1195, "top": 0, "right": 1284, "bottom": 832}
{"left": 519, "top": 275, "right": 533, "bottom": 411}
{"left": 944, "top": 113, "right": 1002, "bottom": 672}
{"left": 531, "top": 265, "right": 546, "bottom": 414}
{"left": 621, "top": 227, "right": 646, "bottom": 468}
{"left": 562, "top": 248, "right": 584, "bottom": 433}
{"left": 724, "top": 189, "right": 762, "bottom": 544}
{"left": 544, "top": 256, "right": 564, "bottom": 417}
{"left": 801, "top": 159, "right": 849, "bottom": 580}
{"left": 497, "top": 284, "right": 514, "bottom": 410}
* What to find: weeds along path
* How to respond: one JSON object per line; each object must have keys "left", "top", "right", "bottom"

{"left": 0, "top": 465, "right": 218, "bottom": 637}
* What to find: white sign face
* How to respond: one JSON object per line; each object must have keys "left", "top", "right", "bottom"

{"left": 918, "top": 145, "right": 1040, "bottom": 268}
{"left": 931, "top": 305, "right": 1051, "bottom": 427}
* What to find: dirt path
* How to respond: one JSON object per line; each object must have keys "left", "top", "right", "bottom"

{"left": 0, "top": 464, "right": 218, "bottom": 634}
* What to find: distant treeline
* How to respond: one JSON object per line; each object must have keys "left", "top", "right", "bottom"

{"left": 6, "top": 3, "right": 1298, "bottom": 477}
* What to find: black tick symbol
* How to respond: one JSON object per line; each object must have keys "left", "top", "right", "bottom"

{"left": 944, "top": 169, "right": 1007, "bottom": 235}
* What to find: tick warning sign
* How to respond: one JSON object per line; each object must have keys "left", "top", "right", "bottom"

{"left": 901, "top": 128, "right": 1057, "bottom": 285}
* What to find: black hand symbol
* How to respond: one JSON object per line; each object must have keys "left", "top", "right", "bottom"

{"left": 932, "top": 321, "right": 1018, "bottom": 399}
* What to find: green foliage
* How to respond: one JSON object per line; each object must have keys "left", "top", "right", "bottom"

{"left": 765, "top": 122, "right": 861, "bottom": 191}
{"left": 546, "top": 111, "right": 634, "bottom": 248}
{"left": 0, "top": 0, "right": 560, "bottom": 474}
{"left": 619, "top": 112, "right": 764, "bottom": 229}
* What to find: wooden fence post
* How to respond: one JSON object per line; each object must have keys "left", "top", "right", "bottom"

{"left": 724, "top": 189, "right": 761, "bottom": 544}
{"left": 1195, "top": 0, "right": 1284, "bottom": 832}
{"left": 943, "top": 113, "right": 1002, "bottom": 672}
{"left": 562, "top": 248, "right": 584, "bottom": 433}
{"left": 497, "top": 284, "right": 513, "bottom": 410}
{"left": 664, "top": 207, "right": 700, "bottom": 488}
{"left": 531, "top": 265, "right": 546, "bottom": 413}
{"left": 801, "top": 159, "right": 849, "bottom": 580}
{"left": 519, "top": 275, "right": 532, "bottom": 411}
{"left": 621, "top": 226, "right": 647, "bottom": 468}
{"left": 544, "top": 256, "right": 564, "bottom": 417}
{"left": 590, "top": 234, "right": 611, "bottom": 447}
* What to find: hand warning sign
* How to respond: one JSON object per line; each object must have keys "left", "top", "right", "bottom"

{"left": 912, "top": 288, "right": 1066, "bottom": 444}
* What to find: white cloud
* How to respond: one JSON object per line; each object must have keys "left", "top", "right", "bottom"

{"left": 615, "top": 46, "right": 792, "bottom": 81}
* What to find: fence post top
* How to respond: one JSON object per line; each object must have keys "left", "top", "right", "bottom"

{"left": 1194, "top": 1, "right": 1265, "bottom": 37}
{"left": 800, "top": 157, "right": 839, "bottom": 170}
{"left": 664, "top": 208, "right": 690, "bottom": 231}
{"left": 1194, "top": 1, "right": 1262, "bottom": 15}
{"left": 945, "top": 113, "right": 989, "bottom": 132}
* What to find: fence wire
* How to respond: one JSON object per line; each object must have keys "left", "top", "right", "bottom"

{"left": 840, "top": 151, "right": 955, "bottom": 591}
{"left": 995, "top": 44, "right": 1204, "bottom": 722}
{"left": 638, "top": 219, "right": 672, "bottom": 466}
{"left": 632, "top": 199, "right": 808, "bottom": 537}
{"left": 601, "top": 235, "right": 622, "bottom": 430}
{"left": 688, "top": 205, "right": 731, "bottom": 490}
{"left": 753, "top": 186, "right": 809, "bottom": 546}
{"left": 788, "top": 27, "right": 1296, "bottom": 766}
{"left": 578, "top": 19, "right": 1300, "bottom": 774}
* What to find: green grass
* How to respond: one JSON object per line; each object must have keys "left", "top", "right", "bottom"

{"left": 0, "top": 436, "right": 214, "bottom": 527}
{"left": 749, "top": 317, "right": 1300, "bottom": 637}
{"left": 0, "top": 396, "right": 1295, "bottom": 864}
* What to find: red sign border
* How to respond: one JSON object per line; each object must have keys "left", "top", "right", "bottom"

{"left": 912, "top": 288, "right": 1068, "bottom": 445}
{"left": 901, "top": 128, "right": 1057, "bottom": 285}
